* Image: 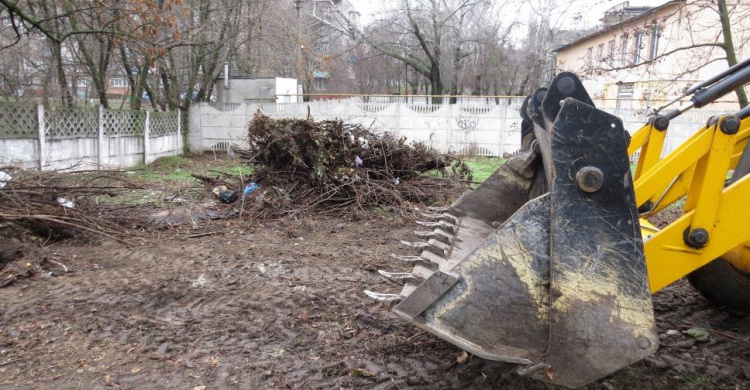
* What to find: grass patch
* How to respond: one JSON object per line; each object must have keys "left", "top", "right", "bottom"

{"left": 419, "top": 156, "right": 505, "bottom": 185}
{"left": 52, "top": 153, "right": 256, "bottom": 209}
{"left": 125, "top": 154, "right": 254, "bottom": 183}
{"left": 678, "top": 374, "right": 716, "bottom": 390}
{"left": 420, "top": 156, "right": 505, "bottom": 188}
{"left": 213, "top": 165, "right": 253, "bottom": 177}
{"left": 464, "top": 157, "right": 506, "bottom": 183}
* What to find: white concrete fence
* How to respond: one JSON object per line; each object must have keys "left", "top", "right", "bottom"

{"left": 188, "top": 97, "right": 734, "bottom": 159}
{"left": 0, "top": 98, "right": 736, "bottom": 172}
{"left": 0, "top": 103, "right": 183, "bottom": 171}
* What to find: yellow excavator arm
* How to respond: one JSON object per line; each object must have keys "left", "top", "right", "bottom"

{"left": 637, "top": 114, "right": 750, "bottom": 291}
{"left": 365, "top": 63, "right": 750, "bottom": 388}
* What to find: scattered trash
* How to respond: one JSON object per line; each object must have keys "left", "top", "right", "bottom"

{"left": 354, "top": 156, "right": 363, "bottom": 167}
{"left": 457, "top": 350, "right": 469, "bottom": 364}
{"left": 243, "top": 182, "right": 259, "bottom": 197}
{"left": 212, "top": 186, "right": 227, "bottom": 196}
{"left": 394, "top": 177, "right": 400, "bottom": 185}
{"left": 0, "top": 171, "right": 11, "bottom": 188}
{"left": 683, "top": 327, "right": 710, "bottom": 341}
{"left": 351, "top": 368, "right": 375, "bottom": 378}
{"left": 666, "top": 329, "right": 680, "bottom": 336}
{"left": 191, "top": 274, "right": 208, "bottom": 287}
{"left": 47, "top": 259, "right": 69, "bottom": 273}
{"left": 219, "top": 190, "right": 238, "bottom": 203}
{"left": 212, "top": 185, "right": 238, "bottom": 203}
{"left": 148, "top": 202, "right": 237, "bottom": 225}
{"left": 56, "top": 197, "right": 75, "bottom": 209}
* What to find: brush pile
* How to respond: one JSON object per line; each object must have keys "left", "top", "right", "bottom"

{"left": 0, "top": 168, "right": 145, "bottom": 244}
{"left": 235, "top": 113, "right": 471, "bottom": 219}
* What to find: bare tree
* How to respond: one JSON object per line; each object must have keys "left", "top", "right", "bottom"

{"left": 317, "top": 0, "right": 493, "bottom": 102}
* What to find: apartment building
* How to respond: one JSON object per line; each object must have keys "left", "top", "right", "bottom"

{"left": 554, "top": 0, "right": 750, "bottom": 110}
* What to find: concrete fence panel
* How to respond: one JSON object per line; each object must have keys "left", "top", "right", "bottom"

{"left": 0, "top": 103, "right": 183, "bottom": 171}
{"left": 189, "top": 99, "right": 732, "bottom": 160}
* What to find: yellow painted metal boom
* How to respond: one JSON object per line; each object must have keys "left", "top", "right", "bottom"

{"left": 631, "top": 115, "right": 750, "bottom": 292}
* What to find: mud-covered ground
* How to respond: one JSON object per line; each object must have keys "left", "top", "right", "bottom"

{"left": 1, "top": 215, "right": 748, "bottom": 389}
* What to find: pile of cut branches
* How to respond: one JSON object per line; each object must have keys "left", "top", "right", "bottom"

{"left": 235, "top": 113, "right": 471, "bottom": 219}
{"left": 0, "top": 168, "right": 147, "bottom": 244}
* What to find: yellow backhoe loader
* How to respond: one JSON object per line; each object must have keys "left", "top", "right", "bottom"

{"left": 365, "top": 62, "right": 750, "bottom": 388}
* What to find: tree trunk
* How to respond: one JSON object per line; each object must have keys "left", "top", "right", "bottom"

{"left": 717, "top": 0, "right": 748, "bottom": 108}
{"left": 52, "top": 41, "right": 74, "bottom": 107}
{"left": 429, "top": 65, "right": 443, "bottom": 103}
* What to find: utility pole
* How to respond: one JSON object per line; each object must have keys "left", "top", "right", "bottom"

{"left": 294, "top": 0, "right": 304, "bottom": 99}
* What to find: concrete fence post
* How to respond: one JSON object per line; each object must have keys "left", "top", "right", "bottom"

{"left": 395, "top": 100, "right": 402, "bottom": 137}
{"left": 188, "top": 104, "right": 202, "bottom": 152}
{"left": 97, "top": 105, "right": 104, "bottom": 170}
{"left": 176, "top": 110, "right": 182, "bottom": 154}
{"left": 36, "top": 104, "right": 45, "bottom": 170}
{"left": 447, "top": 103, "right": 453, "bottom": 154}
{"left": 499, "top": 98, "right": 508, "bottom": 156}
{"left": 143, "top": 111, "right": 150, "bottom": 164}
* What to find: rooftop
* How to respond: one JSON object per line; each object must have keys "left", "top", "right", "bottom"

{"left": 553, "top": 0, "right": 684, "bottom": 53}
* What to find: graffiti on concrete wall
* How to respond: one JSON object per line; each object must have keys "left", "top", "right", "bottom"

{"left": 507, "top": 121, "right": 519, "bottom": 137}
{"left": 456, "top": 114, "right": 477, "bottom": 131}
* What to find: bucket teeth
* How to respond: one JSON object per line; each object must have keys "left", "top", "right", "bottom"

{"left": 419, "top": 251, "right": 446, "bottom": 267}
{"left": 428, "top": 239, "right": 451, "bottom": 252}
{"left": 400, "top": 240, "right": 448, "bottom": 256}
{"left": 421, "top": 213, "right": 460, "bottom": 225}
{"left": 390, "top": 253, "right": 443, "bottom": 268}
{"left": 400, "top": 240, "right": 431, "bottom": 249}
{"left": 363, "top": 290, "right": 402, "bottom": 304}
{"left": 378, "top": 270, "right": 423, "bottom": 284}
{"left": 415, "top": 220, "right": 458, "bottom": 234}
{"left": 412, "top": 230, "right": 454, "bottom": 244}
{"left": 390, "top": 253, "right": 425, "bottom": 262}
{"left": 413, "top": 230, "right": 438, "bottom": 238}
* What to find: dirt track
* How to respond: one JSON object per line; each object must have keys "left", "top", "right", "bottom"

{"left": 1, "top": 216, "right": 748, "bottom": 389}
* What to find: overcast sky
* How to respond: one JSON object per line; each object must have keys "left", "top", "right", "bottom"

{"left": 347, "top": 0, "right": 671, "bottom": 28}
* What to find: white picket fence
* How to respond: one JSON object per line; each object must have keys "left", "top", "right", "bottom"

{"left": 188, "top": 98, "right": 730, "bottom": 158}
{"left": 0, "top": 103, "right": 183, "bottom": 171}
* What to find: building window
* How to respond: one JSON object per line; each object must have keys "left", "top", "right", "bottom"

{"left": 649, "top": 26, "right": 661, "bottom": 60}
{"left": 633, "top": 31, "right": 644, "bottom": 64}
{"left": 313, "top": 77, "right": 327, "bottom": 91}
{"left": 315, "top": 42, "right": 330, "bottom": 54}
{"left": 620, "top": 35, "right": 629, "bottom": 66}
{"left": 587, "top": 47, "right": 593, "bottom": 70}
{"left": 109, "top": 77, "right": 126, "bottom": 88}
{"left": 608, "top": 40, "right": 616, "bottom": 67}
{"left": 617, "top": 83, "right": 634, "bottom": 109}
{"left": 597, "top": 44, "right": 605, "bottom": 66}
{"left": 77, "top": 78, "right": 89, "bottom": 87}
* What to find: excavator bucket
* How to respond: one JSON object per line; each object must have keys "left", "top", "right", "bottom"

{"left": 366, "top": 73, "right": 659, "bottom": 388}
